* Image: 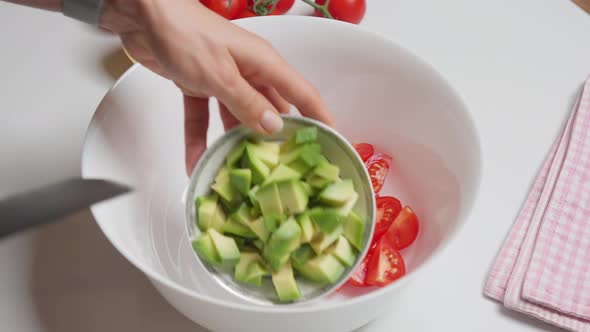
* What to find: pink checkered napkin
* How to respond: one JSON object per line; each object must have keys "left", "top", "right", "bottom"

{"left": 484, "top": 76, "right": 590, "bottom": 332}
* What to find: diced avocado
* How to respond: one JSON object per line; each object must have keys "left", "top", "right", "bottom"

{"left": 247, "top": 141, "right": 279, "bottom": 168}
{"left": 248, "top": 185, "right": 260, "bottom": 207}
{"left": 229, "top": 168, "right": 252, "bottom": 196}
{"left": 192, "top": 233, "right": 221, "bottom": 266}
{"left": 226, "top": 142, "right": 246, "bottom": 167}
{"left": 335, "top": 192, "right": 359, "bottom": 217}
{"left": 280, "top": 143, "right": 321, "bottom": 165}
{"left": 344, "top": 211, "right": 365, "bottom": 251}
{"left": 310, "top": 225, "right": 343, "bottom": 254}
{"left": 296, "top": 213, "right": 315, "bottom": 243}
{"left": 262, "top": 164, "right": 302, "bottom": 185}
{"left": 211, "top": 180, "right": 240, "bottom": 207}
{"left": 271, "top": 262, "right": 301, "bottom": 302}
{"left": 295, "top": 126, "right": 318, "bottom": 144}
{"left": 235, "top": 251, "right": 267, "bottom": 286}
{"left": 253, "top": 239, "right": 265, "bottom": 250}
{"left": 234, "top": 237, "right": 247, "bottom": 249}
{"left": 255, "top": 183, "right": 283, "bottom": 217}
{"left": 229, "top": 203, "right": 251, "bottom": 226}
{"left": 247, "top": 217, "right": 270, "bottom": 242}
{"left": 211, "top": 204, "right": 227, "bottom": 231}
{"left": 208, "top": 229, "right": 241, "bottom": 267}
{"left": 327, "top": 236, "right": 356, "bottom": 267}
{"left": 242, "top": 147, "right": 270, "bottom": 185}
{"left": 312, "top": 160, "right": 340, "bottom": 181}
{"left": 222, "top": 219, "right": 257, "bottom": 239}
{"left": 197, "top": 195, "right": 218, "bottom": 231}
{"left": 302, "top": 254, "right": 346, "bottom": 283}
{"left": 250, "top": 204, "right": 261, "bottom": 218}
{"left": 263, "top": 214, "right": 285, "bottom": 232}
{"left": 291, "top": 244, "right": 315, "bottom": 270}
{"left": 318, "top": 179, "right": 355, "bottom": 206}
{"left": 300, "top": 181, "right": 313, "bottom": 196}
{"left": 278, "top": 180, "right": 309, "bottom": 215}
{"left": 309, "top": 207, "right": 345, "bottom": 233}
{"left": 306, "top": 174, "right": 332, "bottom": 189}
{"left": 244, "top": 261, "right": 270, "bottom": 287}
{"left": 214, "top": 166, "right": 230, "bottom": 184}
{"left": 263, "top": 217, "right": 302, "bottom": 271}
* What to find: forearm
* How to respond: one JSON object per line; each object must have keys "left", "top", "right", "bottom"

{"left": 3, "top": 0, "right": 63, "bottom": 11}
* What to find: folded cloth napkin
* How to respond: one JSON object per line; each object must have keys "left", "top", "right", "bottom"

{"left": 485, "top": 76, "right": 590, "bottom": 332}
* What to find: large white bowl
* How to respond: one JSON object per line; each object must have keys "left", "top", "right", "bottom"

{"left": 82, "top": 16, "right": 481, "bottom": 332}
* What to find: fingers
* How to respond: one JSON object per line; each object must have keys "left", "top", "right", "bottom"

{"left": 261, "top": 61, "right": 334, "bottom": 126}
{"left": 214, "top": 73, "right": 284, "bottom": 135}
{"left": 258, "top": 86, "right": 291, "bottom": 115}
{"left": 184, "top": 95, "right": 209, "bottom": 176}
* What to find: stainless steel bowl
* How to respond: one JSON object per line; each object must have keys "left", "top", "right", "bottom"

{"left": 185, "top": 115, "right": 376, "bottom": 305}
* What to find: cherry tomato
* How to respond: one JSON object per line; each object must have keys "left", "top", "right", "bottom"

{"left": 249, "top": 0, "right": 295, "bottom": 15}
{"left": 314, "top": 0, "right": 366, "bottom": 24}
{"left": 348, "top": 250, "right": 373, "bottom": 287}
{"left": 353, "top": 143, "right": 374, "bottom": 162}
{"left": 373, "top": 196, "right": 402, "bottom": 242}
{"left": 235, "top": 8, "right": 258, "bottom": 18}
{"left": 365, "top": 153, "right": 393, "bottom": 194}
{"left": 201, "top": 0, "right": 247, "bottom": 19}
{"left": 365, "top": 239, "right": 406, "bottom": 287}
{"left": 382, "top": 206, "right": 419, "bottom": 250}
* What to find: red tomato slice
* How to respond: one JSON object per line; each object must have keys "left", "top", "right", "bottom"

{"left": 202, "top": 0, "right": 247, "bottom": 19}
{"left": 373, "top": 196, "right": 402, "bottom": 242}
{"left": 365, "top": 153, "right": 393, "bottom": 194}
{"left": 365, "top": 239, "right": 406, "bottom": 287}
{"left": 382, "top": 206, "right": 419, "bottom": 250}
{"left": 353, "top": 143, "right": 374, "bottom": 162}
{"left": 347, "top": 250, "right": 373, "bottom": 287}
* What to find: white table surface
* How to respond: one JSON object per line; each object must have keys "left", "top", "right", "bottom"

{"left": 1, "top": 1, "right": 589, "bottom": 331}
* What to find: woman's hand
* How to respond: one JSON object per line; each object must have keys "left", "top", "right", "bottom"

{"left": 100, "top": 0, "right": 333, "bottom": 175}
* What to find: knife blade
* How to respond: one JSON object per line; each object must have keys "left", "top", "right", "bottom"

{"left": 0, "top": 178, "right": 131, "bottom": 238}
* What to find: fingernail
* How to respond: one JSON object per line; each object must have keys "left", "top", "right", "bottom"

{"left": 260, "top": 111, "right": 283, "bottom": 134}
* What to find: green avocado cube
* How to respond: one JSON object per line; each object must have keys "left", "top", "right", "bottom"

{"left": 235, "top": 251, "right": 267, "bottom": 286}
{"left": 263, "top": 217, "right": 302, "bottom": 271}
{"left": 226, "top": 142, "right": 246, "bottom": 167}
{"left": 302, "top": 254, "right": 345, "bottom": 283}
{"left": 296, "top": 213, "right": 315, "bottom": 243}
{"left": 242, "top": 147, "right": 270, "bottom": 185}
{"left": 291, "top": 244, "right": 315, "bottom": 271}
{"left": 229, "top": 203, "right": 251, "bottom": 226}
{"left": 208, "top": 229, "right": 240, "bottom": 267}
{"left": 343, "top": 211, "right": 365, "bottom": 251}
{"left": 295, "top": 126, "right": 318, "bottom": 144}
{"left": 306, "top": 174, "right": 332, "bottom": 189}
{"left": 310, "top": 225, "right": 343, "bottom": 254}
{"left": 308, "top": 207, "right": 345, "bottom": 233}
{"left": 214, "top": 166, "right": 230, "bottom": 184}
{"left": 211, "top": 180, "right": 240, "bottom": 208}
{"left": 263, "top": 214, "right": 285, "bottom": 232}
{"left": 327, "top": 236, "right": 356, "bottom": 267}
{"left": 253, "top": 239, "right": 265, "bottom": 251}
{"left": 229, "top": 168, "right": 252, "bottom": 196}
{"left": 247, "top": 217, "right": 270, "bottom": 242}
{"left": 334, "top": 192, "right": 359, "bottom": 217}
{"left": 192, "top": 233, "right": 221, "bottom": 266}
{"left": 262, "top": 164, "right": 302, "bottom": 186}
{"left": 247, "top": 141, "right": 279, "bottom": 168}
{"left": 271, "top": 262, "right": 301, "bottom": 302}
{"left": 312, "top": 160, "right": 340, "bottom": 181}
{"left": 222, "top": 219, "right": 257, "bottom": 239}
{"left": 244, "top": 261, "right": 270, "bottom": 287}
{"left": 278, "top": 180, "right": 309, "bottom": 215}
{"left": 196, "top": 195, "right": 218, "bottom": 231}
{"left": 318, "top": 179, "right": 355, "bottom": 206}
{"left": 255, "top": 183, "right": 283, "bottom": 218}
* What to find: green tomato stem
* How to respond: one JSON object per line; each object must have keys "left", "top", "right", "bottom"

{"left": 300, "top": 0, "right": 333, "bottom": 19}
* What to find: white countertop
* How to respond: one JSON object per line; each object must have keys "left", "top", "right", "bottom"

{"left": 1, "top": 1, "right": 589, "bottom": 331}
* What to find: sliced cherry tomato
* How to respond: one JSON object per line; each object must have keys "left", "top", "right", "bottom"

{"left": 365, "top": 239, "right": 406, "bottom": 287}
{"left": 382, "top": 206, "right": 419, "bottom": 250}
{"left": 235, "top": 8, "right": 258, "bottom": 18}
{"left": 314, "top": 0, "right": 366, "bottom": 24}
{"left": 365, "top": 153, "right": 393, "bottom": 194}
{"left": 353, "top": 143, "right": 374, "bottom": 162}
{"left": 373, "top": 196, "right": 402, "bottom": 242}
{"left": 348, "top": 250, "right": 373, "bottom": 287}
{"left": 201, "top": 0, "right": 247, "bottom": 19}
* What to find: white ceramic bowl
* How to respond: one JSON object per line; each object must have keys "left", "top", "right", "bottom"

{"left": 82, "top": 16, "right": 481, "bottom": 332}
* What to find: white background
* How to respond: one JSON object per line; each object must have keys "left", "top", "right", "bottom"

{"left": 1, "top": 0, "right": 589, "bottom": 331}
